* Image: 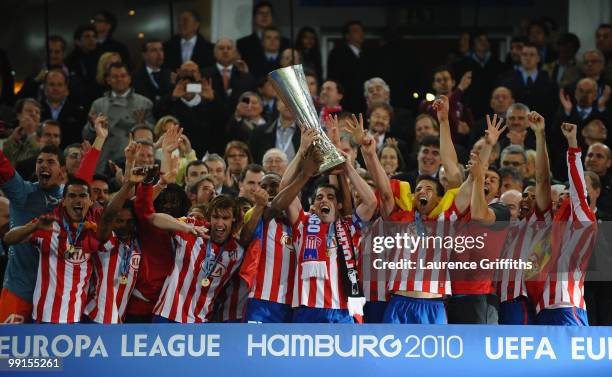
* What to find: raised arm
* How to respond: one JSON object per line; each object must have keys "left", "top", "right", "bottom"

{"left": 98, "top": 177, "right": 139, "bottom": 242}
{"left": 527, "top": 111, "right": 551, "bottom": 212}
{"left": 467, "top": 152, "right": 496, "bottom": 224}
{"left": 434, "top": 95, "right": 462, "bottom": 188}
{"left": 239, "top": 187, "right": 269, "bottom": 247}
{"left": 4, "top": 214, "right": 56, "bottom": 245}
{"left": 560, "top": 122, "right": 595, "bottom": 221}
{"left": 271, "top": 145, "right": 321, "bottom": 225}
{"left": 279, "top": 127, "right": 318, "bottom": 190}
{"left": 75, "top": 114, "right": 108, "bottom": 183}
{"left": 344, "top": 114, "right": 394, "bottom": 218}
{"left": 343, "top": 157, "right": 377, "bottom": 222}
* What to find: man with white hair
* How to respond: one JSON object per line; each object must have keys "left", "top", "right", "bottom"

{"left": 262, "top": 148, "right": 288, "bottom": 176}
{"left": 363, "top": 77, "right": 414, "bottom": 144}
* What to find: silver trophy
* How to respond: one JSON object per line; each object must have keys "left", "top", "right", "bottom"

{"left": 268, "top": 65, "right": 345, "bottom": 172}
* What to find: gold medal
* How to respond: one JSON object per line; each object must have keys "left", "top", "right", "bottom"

{"left": 64, "top": 245, "right": 75, "bottom": 260}
{"left": 119, "top": 275, "right": 128, "bottom": 285}
{"left": 201, "top": 278, "right": 210, "bottom": 287}
{"left": 326, "top": 249, "right": 333, "bottom": 257}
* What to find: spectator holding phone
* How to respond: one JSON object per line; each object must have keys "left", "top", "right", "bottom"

{"left": 3, "top": 99, "right": 42, "bottom": 165}
{"left": 225, "top": 91, "right": 266, "bottom": 142}
{"left": 155, "top": 60, "right": 219, "bottom": 157}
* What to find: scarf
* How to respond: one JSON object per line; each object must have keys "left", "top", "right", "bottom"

{"left": 334, "top": 218, "right": 365, "bottom": 323}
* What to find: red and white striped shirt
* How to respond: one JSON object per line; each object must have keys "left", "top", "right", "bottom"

{"left": 84, "top": 234, "right": 142, "bottom": 323}
{"left": 217, "top": 274, "right": 249, "bottom": 322}
{"left": 291, "top": 212, "right": 361, "bottom": 309}
{"left": 358, "top": 217, "right": 389, "bottom": 302}
{"left": 249, "top": 218, "right": 296, "bottom": 304}
{"left": 154, "top": 219, "right": 244, "bottom": 323}
{"left": 497, "top": 208, "right": 552, "bottom": 303}
{"left": 30, "top": 218, "right": 97, "bottom": 323}
{"left": 533, "top": 147, "right": 596, "bottom": 312}
{"left": 388, "top": 203, "right": 463, "bottom": 295}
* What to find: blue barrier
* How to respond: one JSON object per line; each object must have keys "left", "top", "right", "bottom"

{"left": 1, "top": 324, "right": 611, "bottom": 376}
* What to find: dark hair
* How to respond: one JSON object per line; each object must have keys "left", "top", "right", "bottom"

{"left": 239, "top": 163, "right": 264, "bottom": 183}
{"left": 296, "top": 26, "right": 321, "bottom": 62}
{"left": 585, "top": 170, "right": 601, "bottom": 191}
{"left": 47, "top": 35, "right": 67, "bottom": 51}
{"left": 378, "top": 143, "right": 407, "bottom": 174}
{"left": 557, "top": 33, "right": 581, "bottom": 53}
{"left": 487, "top": 166, "right": 502, "bottom": 192}
{"left": 206, "top": 194, "right": 241, "bottom": 231}
{"left": 181, "top": 9, "right": 201, "bottom": 24}
{"left": 323, "top": 79, "right": 344, "bottom": 95}
{"left": 135, "top": 139, "right": 155, "bottom": 149}
{"left": 262, "top": 25, "right": 281, "bottom": 37}
{"left": 342, "top": 20, "right": 363, "bottom": 39}
{"left": 303, "top": 67, "right": 317, "bottom": 78}
{"left": 37, "top": 120, "right": 61, "bottom": 138}
{"left": 598, "top": 23, "right": 612, "bottom": 31}
{"left": 432, "top": 65, "right": 453, "bottom": 79}
{"left": 73, "top": 24, "right": 96, "bottom": 41}
{"left": 312, "top": 183, "right": 342, "bottom": 204}
{"left": 130, "top": 125, "right": 153, "bottom": 139}
{"left": 154, "top": 184, "right": 192, "bottom": 217}
{"left": 93, "top": 10, "right": 118, "bottom": 34}
{"left": 14, "top": 98, "right": 41, "bottom": 115}
{"left": 470, "top": 29, "right": 488, "bottom": 43}
{"left": 237, "top": 196, "right": 254, "bottom": 208}
{"left": 92, "top": 174, "right": 110, "bottom": 185}
{"left": 499, "top": 166, "right": 523, "bottom": 183}
{"left": 528, "top": 19, "right": 550, "bottom": 36}
{"left": 510, "top": 35, "right": 528, "bottom": 45}
{"left": 141, "top": 38, "right": 163, "bottom": 53}
{"left": 63, "top": 177, "right": 90, "bottom": 198}
{"left": 415, "top": 175, "right": 445, "bottom": 197}
{"left": 368, "top": 102, "right": 394, "bottom": 122}
{"left": 186, "top": 160, "right": 208, "bottom": 176}
{"left": 253, "top": 1, "right": 273, "bottom": 17}
{"left": 38, "top": 144, "right": 65, "bottom": 166}
{"left": 419, "top": 135, "right": 440, "bottom": 149}
{"left": 224, "top": 140, "right": 253, "bottom": 164}
{"left": 107, "top": 62, "right": 130, "bottom": 76}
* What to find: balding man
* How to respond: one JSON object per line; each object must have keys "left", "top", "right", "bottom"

{"left": 469, "top": 86, "right": 514, "bottom": 147}
{"left": 585, "top": 142, "right": 612, "bottom": 220}
{"left": 202, "top": 38, "right": 257, "bottom": 124}
{"left": 500, "top": 189, "right": 522, "bottom": 221}
{"left": 364, "top": 77, "right": 414, "bottom": 145}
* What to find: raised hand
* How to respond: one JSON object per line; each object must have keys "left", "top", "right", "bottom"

{"left": 178, "top": 134, "right": 192, "bottom": 155}
{"left": 457, "top": 71, "right": 472, "bottom": 91}
{"left": 160, "top": 155, "right": 179, "bottom": 185}
{"left": 302, "top": 144, "right": 323, "bottom": 177}
{"left": 129, "top": 165, "right": 149, "bottom": 184}
{"left": 94, "top": 114, "right": 109, "bottom": 139}
{"left": 484, "top": 114, "right": 507, "bottom": 145}
{"left": 161, "top": 124, "right": 182, "bottom": 154}
{"left": 527, "top": 111, "right": 545, "bottom": 133}
{"left": 325, "top": 114, "right": 341, "bottom": 146}
{"left": 36, "top": 214, "right": 58, "bottom": 230}
{"left": 172, "top": 79, "right": 187, "bottom": 99}
{"left": 559, "top": 88, "right": 573, "bottom": 114}
{"left": 252, "top": 186, "right": 269, "bottom": 207}
{"left": 201, "top": 78, "right": 214, "bottom": 101}
{"left": 81, "top": 140, "right": 92, "bottom": 155}
{"left": 466, "top": 152, "right": 485, "bottom": 178}
{"left": 343, "top": 113, "right": 365, "bottom": 145}
{"left": 560, "top": 122, "right": 578, "bottom": 148}
{"left": 385, "top": 137, "right": 399, "bottom": 147}
{"left": 432, "top": 95, "right": 450, "bottom": 122}
{"left": 298, "top": 128, "right": 319, "bottom": 154}
{"left": 361, "top": 134, "right": 377, "bottom": 156}
{"left": 124, "top": 136, "right": 140, "bottom": 162}
{"left": 598, "top": 85, "right": 611, "bottom": 109}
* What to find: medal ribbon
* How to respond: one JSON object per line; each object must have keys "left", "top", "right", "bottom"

{"left": 120, "top": 239, "right": 139, "bottom": 277}
{"left": 63, "top": 218, "right": 84, "bottom": 251}
{"left": 200, "top": 239, "right": 225, "bottom": 283}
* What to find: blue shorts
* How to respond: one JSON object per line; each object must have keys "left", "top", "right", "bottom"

{"left": 499, "top": 296, "right": 535, "bottom": 325}
{"left": 292, "top": 306, "right": 354, "bottom": 323}
{"left": 245, "top": 298, "right": 293, "bottom": 323}
{"left": 363, "top": 301, "right": 388, "bottom": 323}
{"left": 536, "top": 307, "right": 589, "bottom": 326}
{"left": 382, "top": 295, "right": 447, "bottom": 324}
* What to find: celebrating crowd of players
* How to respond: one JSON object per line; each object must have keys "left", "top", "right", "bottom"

{"left": 0, "top": 95, "right": 599, "bottom": 326}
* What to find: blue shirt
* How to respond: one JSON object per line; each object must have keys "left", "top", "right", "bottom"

{"left": 2, "top": 173, "right": 63, "bottom": 301}
{"left": 518, "top": 67, "right": 538, "bottom": 86}
{"left": 46, "top": 100, "right": 65, "bottom": 121}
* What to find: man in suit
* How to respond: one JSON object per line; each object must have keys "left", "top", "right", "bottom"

{"left": 65, "top": 24, "right": 101, "bottom": 108}
{"left": 40, "top": 68, "right": 86, "bottom": 149}
{"left": 202, "top": 38, "right": 257, "bottom": 125}
{"left": 133, "top": 39, "right": 173, "bottom": 106}
{"left": 327, "top": 20, "right": 371, "bottom": 115}
{"left": 249, "top": 99, "right": 300, "bottom": 164}
{"left": 92, "top": 10, "right": 131, "bottom": 69}
{"left": 237, "top": 1, "right": 290, "bottom": 79}
{"left": 163, "top": 9, "right": 215, "bottom": 72}
{"left": 247, "top": 26, "right": 283, "bottom": 80}
{"left": 499, "top": 42, "right": 558, "bottom": 122}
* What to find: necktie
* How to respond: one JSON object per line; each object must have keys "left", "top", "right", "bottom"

{"left": 151, "top": 71, "right": 161, "bottom": 88}
{"left": 526, "top": 76, "right": 534, "bottom": 89}
{"left": 578, "top": 108, "right": 587, "bottom": 120}
{"left": 222, "top": 67, "right": 230, "bottom": 92}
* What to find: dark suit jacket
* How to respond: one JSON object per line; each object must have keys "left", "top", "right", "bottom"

{"left": 133, "top": 66, "right": 173, "bottom": 105}
{"left": 163, "top": 34, "right": 215, "bottom": 72}
{"left": 41, "top": 100, "right": 87, "bottom": 149}
{"left": 499, "top": 70, "right": 558, "bottom": 121}
{"left": 201, "top": 65, "right": 257, "bottom": 123}
{"left": 248, "top": 120, "right": 301, "bottom": 164}
{"left": 327, "top": 43, "right": 371, "bottom": 115}
{"left": 237, "top": 33, "right": 290, "bottom": 80}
